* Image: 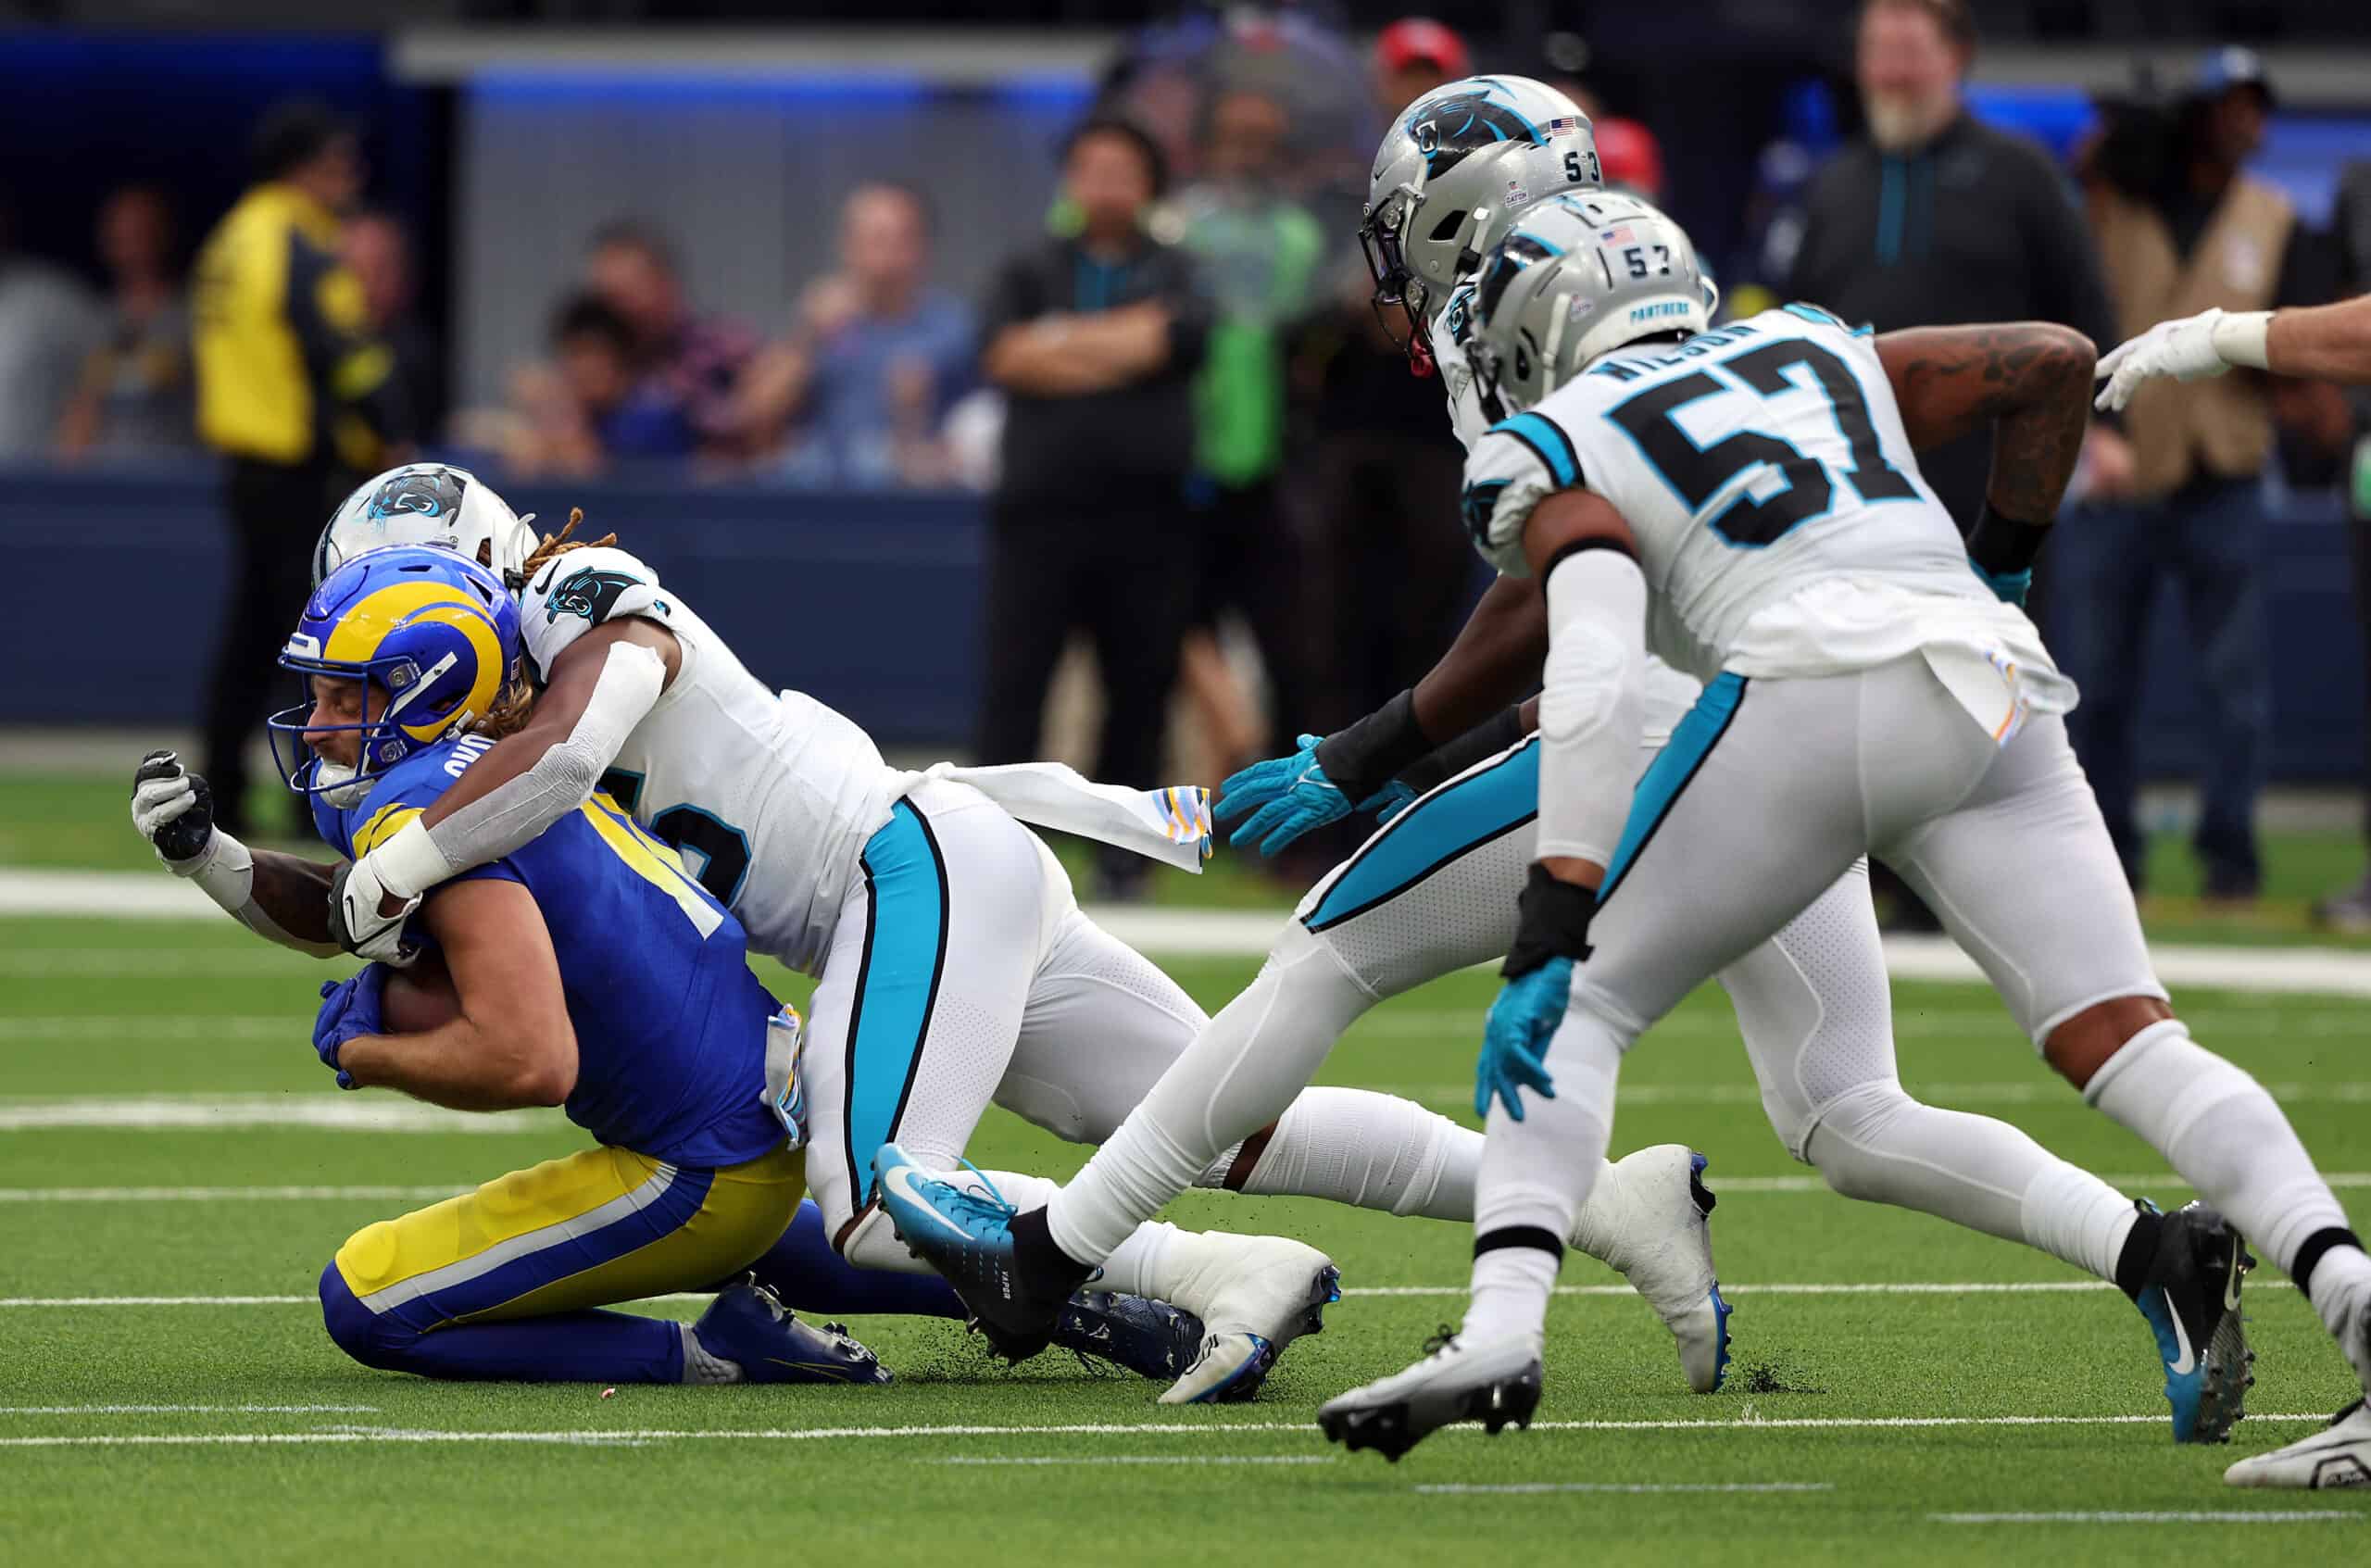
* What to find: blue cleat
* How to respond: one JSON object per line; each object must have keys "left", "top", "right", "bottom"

{"left": 691, "top": 1281, "right": 892, "bottom": 1386}
{"left": 872, "top": 1142, "right": 1076, "bottom": 1361}
{"left": 2131, "top": 1199, "right": 2254, "bottom": 1442}
{"left": 1052, "top": 1290, "right": 1207, "bottom": 1382}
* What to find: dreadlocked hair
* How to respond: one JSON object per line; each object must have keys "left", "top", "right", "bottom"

{"left": 519, "top": 507, "right": 619, "bottom": 579}
{"left": 471, "top": 508, "right": 621, "bottom": 741}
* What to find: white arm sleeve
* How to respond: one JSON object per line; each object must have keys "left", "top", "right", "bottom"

{"left": 366, "top": 640, "right": 668, "bottom": 899}
{"left": 1536, "top": 546, "right": 1649, "bottom": 868}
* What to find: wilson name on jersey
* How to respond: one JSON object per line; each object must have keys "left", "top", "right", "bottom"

{"left": 518, "top": 545, "right": 898, "bottom": 977}
{"left": 1460, "top": 305, "right": 1983, "bottom": 679}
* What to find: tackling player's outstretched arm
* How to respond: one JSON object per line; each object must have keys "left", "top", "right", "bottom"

{"left": 335, "top": 618, "right": 677, "bottom": 955}
{"left": 331, "top": 877, "right": 577, "bottom": 1110}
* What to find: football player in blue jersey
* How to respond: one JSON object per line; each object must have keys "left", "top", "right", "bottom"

{"left": 131, "top": 546, "right": 1192, "bottom": 1386}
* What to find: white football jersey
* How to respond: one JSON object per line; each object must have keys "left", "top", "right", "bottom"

{"left": 519, "top": 546, "right": 898, "bottom": 976}
{"left": 1462, "top": 306, "right": 2005, "bottom": 684}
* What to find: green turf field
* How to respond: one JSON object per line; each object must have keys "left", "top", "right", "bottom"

{"left": 5, "top": 894, "right": 2369, "bottom": 1565}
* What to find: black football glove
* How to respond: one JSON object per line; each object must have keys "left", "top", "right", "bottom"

{"left": 130, "top": 749, "right": 217, "bottom": 865}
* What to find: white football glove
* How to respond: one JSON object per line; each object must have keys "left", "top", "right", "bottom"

{"left": 131, "top": 749, "right": 214, "bottom": 868}
{"left": 2094, "top": 307, "right": 2270, "bottom": 412}
{"left": 330, "top": 850, "right": 423, "bottom": 966}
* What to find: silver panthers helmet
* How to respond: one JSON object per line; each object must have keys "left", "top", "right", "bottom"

{"left": 1361, "top": 75, "right": 1599, "bottom": 352}
{"left": 1469, "top": 192, "right": 1717, "bottom": 413}
{"left": 312, "top": 463, "right": 540, "bottom": 592}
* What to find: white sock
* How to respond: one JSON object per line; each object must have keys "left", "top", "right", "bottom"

{"left": 1048, "top": 925, "right": 1374, "bottom": 1266}
{"left": 680, "top": 1323, "right": 744, "bottom": 1385}
{"left": 1461, "top": 1000, "right": 1625, "bottom": 1348}
{"left": 2087, "top": 1020, "right": 2356, "bottom": 1279}
{"left": 2311, "top": 1248, "right": 2371, "bottom": 1341}
{"left": 1197, "top": 1086, "right": 1471, "bottom": 1219}
{"left": 1095, "top": 1220, "right": 1186, "bottom": 1302}
{"left": 1567, "top": 1156, "right": 1645, "bottom": 1268}
{"left": 1804, "top": 1079, "right": 2135, "bottom": 1283}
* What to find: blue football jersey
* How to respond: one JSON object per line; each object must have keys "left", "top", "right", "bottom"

{"left": 314, "top": 736, "right": 786, "bottom": 1169}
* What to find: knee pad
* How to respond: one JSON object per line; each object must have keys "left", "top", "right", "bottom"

{"left": 318, "top": 1261, "right": 404, "bottom": 1370}
{"left": 1800, "top": 1080, "right": 1919, "bottom": 1202}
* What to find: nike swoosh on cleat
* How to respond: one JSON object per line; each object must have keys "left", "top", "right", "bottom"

{"left": 2223, "top": 1251, "right": 2244, "bottom": 1314}
{"left": 877, "top": 1165, "right": 980, "bottom": 1244}
{"left": 2164, "top": 1290, "right": 2198, "bottom": 1375}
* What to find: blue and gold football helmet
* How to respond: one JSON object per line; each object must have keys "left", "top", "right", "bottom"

{"left": 268, "top": 546, "right": 523, "bottom": 797}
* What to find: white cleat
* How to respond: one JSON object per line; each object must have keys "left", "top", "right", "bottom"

{"left": 1157, "top": 1235, "right": 1341, "bottom": 1405}
{"left": 2223, "top": 1400, "right": 2371, "bottom": 1489}
{"left": 1316, "top": 1330, "right": 1544, "bottom": 1461}
{"left": 1584, "top": 1144, "right": 1730, "bottom": 1393}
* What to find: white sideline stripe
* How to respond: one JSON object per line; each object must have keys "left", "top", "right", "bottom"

{"left": 0, "top": 1413, "right": 2340, "bottom": 1450}
{"left": 0, "top": 1097, "right": 563, "bottom": 1134}
{"left": 1933, "top": 1512, "right": 2361, "bottom": 1524}
{"left": 1417, "top": 1482, "right": 1834, "bottom": 1495}
{"left": 929, "top": 1456, "right": 1337, "bottom": 1467}
{"left": 13, "top": 870, "right": 2371, "bottom": 997}
{"left": 0, "top": 1404, "right": 377, "bottom": 1414}
{"left": 1370, "top": 1082, "right": 2371, "bottom": 1110}
{"left": 0, "top": 1277, "right": 2303, "bottom": 1310}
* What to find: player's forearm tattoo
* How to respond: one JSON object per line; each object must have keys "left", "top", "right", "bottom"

{"left": 1884, "top": 323, "right": 2094, "bottom": 523}
{"left": 248, "top": 851, "right": 337, "bottom": 946}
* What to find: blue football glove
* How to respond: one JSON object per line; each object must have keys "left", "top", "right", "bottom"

{"left": 1217, "top": 735, "right": 1420, "bottom": 857}
{"left": 312, "top": 964, "right": 391, "bottom": 1090}
{"left": 1476, "top": 957, "right": 1573, "bottom": 1122}
{"left": 1216, "top": 734, "right": 1348, "bottom": 856}
{"left": 1969, "top": 558, "right": 2032, "bottom": 608}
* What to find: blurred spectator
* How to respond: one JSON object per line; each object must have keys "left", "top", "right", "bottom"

{"left": 1173, "top": 85, "right": 1327, "bottom": 775}
{"left": 1593, "top": 118, "right": 1667, "bottom": 202}
{"left": 973, "top": 117, "right": 1211, "bottom": 897}
{"left": 55, "top": 184, "right": 194, "bottom": 461}
{"left": 0, "top": 192, "right": 103, "bottom": 459}
{"left": 2060, "top": 49, "right": 2338, "bottom": 905}
{"left": 343, "top": 210, "right": 441, "bottom": 445}
{"left": 583, "top": 220, "right": 758, "bottom": 459}
{"left": 1782, "top": 0, "right": 2128, "bottom": 930}
{"left": 508, "top": 294, "right": 696, "bottom": 476}
{"left": 192, "top": 100, "right": 409, "bottom": 835}
{"left": 742, "top": 182, "right": 973, "bottom": 488}
{"left": 2318, "top": 158, "right": 2371, "bottom": 930}
{"left": 1373, "top": 18, "right": 1469, "bottom": 119}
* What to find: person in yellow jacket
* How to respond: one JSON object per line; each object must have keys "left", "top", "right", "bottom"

{"left": 193, "top": 100, "right": 412, "bottom": 834}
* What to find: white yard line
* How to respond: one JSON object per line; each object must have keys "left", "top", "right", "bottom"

{"left": 1932, "top": 1512, "right": 2361, "bottom": 1524}
{"left": 12, "top": 870, "right": 2371, "bottom": 997}
{"left": 1416, "top": 1482, "right": 1835, "bottom": 1495}
{"left": 0, "top": 1097, "right": 563, "bottom": 1134}
{"left": 927, "top": 1455, "right": 1337, "bottom": 1466}
{"left": 0, "top": 1278, "right": 2301, "bottom": 1310}
{"left": 0, "top": 1412, "right": 2340, "bottom": 1450}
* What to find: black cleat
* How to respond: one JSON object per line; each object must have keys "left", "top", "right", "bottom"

{"left": 1050, "top": 1290, "right": 1206, "bottom": 1381}
{"left": 872, "top": 1142, "right": 1084, "bottom": 1362}
{"left": 1315, "top": 1329, "right": 1543, "bottom": 1462}
{"left": 2132, "top": 1199, "right": 2255, "bottom": 1444}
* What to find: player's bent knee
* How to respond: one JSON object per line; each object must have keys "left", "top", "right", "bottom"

{"left": 1801, "top": 1081, "right": 1917, "bottom": 1203}
{"left": 2042, "top": 995, "right": 2177, "bottom": 1090}
{"left": 318, "top": 1261, "right": 409, "bottom": 1371}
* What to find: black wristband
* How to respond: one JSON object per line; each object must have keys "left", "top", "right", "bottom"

{"left": 1399, "top": 705, "right": 1526, "bottom": 796}
{"left": 1966, "top": 503, "right": 2051, "bottom": 576}
{"left": 1314, "top": 688, "right": 1432, "bottom": 804}
{"left": 1501, "top": 863, "right": 1597, "bottom": 978}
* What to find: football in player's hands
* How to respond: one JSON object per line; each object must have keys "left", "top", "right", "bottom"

{"left": 380, "top": 947, "right": 460, "bottom": 1035}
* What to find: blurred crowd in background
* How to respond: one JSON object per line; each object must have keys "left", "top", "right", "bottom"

{"left": 5, "top": 1, "right": 2371, "bottom": 913}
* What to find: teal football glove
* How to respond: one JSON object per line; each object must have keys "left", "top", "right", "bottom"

{"left": 1969, "top": 558, "right": 2032, "bottom": 607}
{"left": 1217, "top": 735, "right": 1417, "bottom": 858}
{"left": 1477, "top": 957, "right": 1571, "bottom": 1122}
